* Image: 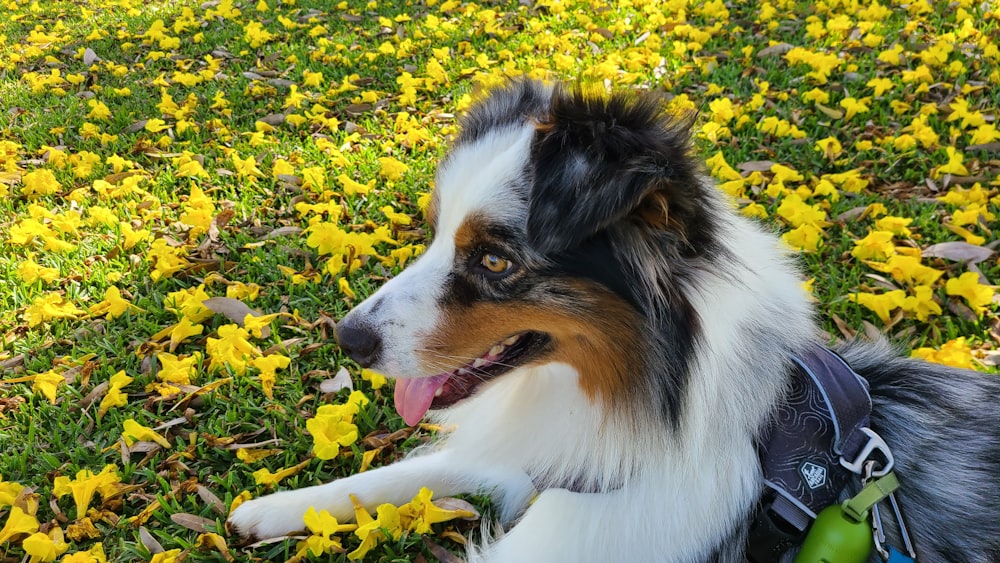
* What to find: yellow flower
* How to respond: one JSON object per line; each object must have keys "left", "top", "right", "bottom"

{"left": 866, "top": 255, "right": 942, "bottom": 287}
{"left": 839, "top": 97, "right": 870, "bottom": 120}
{"left": 969, "top": 123, "right": 1000, "bottom": 145}
{"left": 155, "top": 352, "right": 199, "bottom": 386}
{"left": 777, "top": 194, "right": 828, "bottom": 228}
{"left": 21, "top": 169, "right": 61, "bottom": 197}
{"left": 946, "top": 98, "right": 985, "bottom": 130}
{"left": 850, "top": 290, "right": 906, "bottom": 324}
{"left": 866, "top": 77, "right": 894, "bottom": 97}
{"left": 361, "top": 369, "right": 387, "bottom": 390}
{"left": 781, "top": 224, "right": 823, "bottom": 252}
{"left": 97, "top": 371, "right": 133, "bottom": 420}
{"left": 24, "top": 293, "right": 84, "bottom": 327}
{"left": 165, "top": 284, "right": 213, "bottom": 322}
{"left": 0, "top": 506, "right": 39, "bottom": 544}
{"left": 243, "top": 313, "right": 279, "bottom": 339}
{"left": 933, "top": 146, "right": 970, "bottom": 178}
{"left": 945, "top": 272, "right": 994, "bottom": 315}
{"left": 252, "top": 459, "right": 309, "bottom": 487}
{"left": 86, "top": 100, "right": 112, "bottom": 121}
{"left": 18, "top": 256, "right": 59, "bottom": 285}
{"left": 911, "top": 337, "right": 975, "bottom": 369}
{"left": 901, "top": 285, "right": 942, "bottom": 321}
{"left": 226, "top": 282, "right": 260, "bottom": 301}
{"left": 58, "top": 542, "right": 107, "bottom": 562}
{"left": 851, "top": 230, "right": 896, "bottom": 261}
{"left": 338, "top": 278, "right": 357, "bottom": 299}
{"left": 399, "top": 487, "right": 476, "bottom": 534}
{"left": 307, "top": 413, "right": 359, "bottom": 460}
{"left": 337, "top": 173, "right": 375, "bottom": 196}
{"left": 88, "top": 286, "right": 141, "bottom": 319}
{"left": 348, "top": 500, "right": 402, "bottom": 560}
{"left": 814, "top": 136, "right": 842, "bottom": 160}
{"left": 122, "top": 419, "right": 172, "bottom": 448}
{"left": 169, "top": 317, "right": 205, "bottom": 351}
{"left": 379, "top": 205, "right": 412, "bottom": 226}
{"left": 52, "top": 465, "right": 120, "bottom": 518}
{"left": 206, "top": 324, "right": 259, "bottom": 374}
{"left": 0, "top": 478, "right": 24, "bottom": 508}
{"left": 295, "top": 507, "right": 356, "bottom": 558}
{"left": 378, "top": 156, "right": 408, "bottom": 181}
{"left": 149, "top": 549, "right": 182, "bottom": 563}
{"left": 306, "top": 392, "right": 368, "bottom": 460}
{"left": 32, "top": 370, "right": 65, "bottom": 404}
{"left": 873, "top": 216, "right": 913, "bottom": 237}
{"left": 249, "top": 353, "right": 290, "bottom": 399}
{"left": 23, "top": 527, "right": 69, "bottom": 563}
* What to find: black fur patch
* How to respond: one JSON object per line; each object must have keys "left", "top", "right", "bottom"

{"left": 527, "top": 85, "right": 714, "bottom": 256}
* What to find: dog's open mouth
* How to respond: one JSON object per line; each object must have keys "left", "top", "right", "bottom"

{"left": 394, "top": 331, "right": 548, "bottom": 425}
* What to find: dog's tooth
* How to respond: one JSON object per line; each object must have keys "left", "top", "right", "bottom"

{"left": 457, "top": 368, "right": 469, "bottom": 375}
{"left": 503, "top": 335, "right": 520, "bottom": 346}
{"left": 435, "top": 386, "right": 444, "bottom": 397}
{"left": 489, "top": 344, "right": 504, "bottom": 357}
{"left": 473, "top": 358, "right": 487, "bottom": 368}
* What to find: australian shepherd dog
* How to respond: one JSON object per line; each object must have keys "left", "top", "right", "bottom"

{"left": 230, "top": 80, "right": 1000, "bottom": 562}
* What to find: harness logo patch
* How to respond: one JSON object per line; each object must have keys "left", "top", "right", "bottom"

{"left": 800, "top": 461, "right": 828, "bottom": 490}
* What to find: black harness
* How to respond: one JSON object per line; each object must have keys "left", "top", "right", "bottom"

{"left": 747, "top": 345, "right": 895, "bottom": 561}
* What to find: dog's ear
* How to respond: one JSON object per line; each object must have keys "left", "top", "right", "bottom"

{"left": 526, "top": 87, "right": 702, "bottom": 254}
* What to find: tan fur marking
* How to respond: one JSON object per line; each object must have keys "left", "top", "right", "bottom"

{"left": 420, "top": 281, "right": 643, "bottom": 405}
{"left": 453, "top": 212, "right": 505, "bottom": 257}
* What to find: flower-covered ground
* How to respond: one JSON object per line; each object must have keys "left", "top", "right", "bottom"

{"left": 1, "top": 0, "right": 998, "bottom": 560}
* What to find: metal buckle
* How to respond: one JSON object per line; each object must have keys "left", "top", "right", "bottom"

{"left": 840, "top": 427, "right": 894, "bottom": 477}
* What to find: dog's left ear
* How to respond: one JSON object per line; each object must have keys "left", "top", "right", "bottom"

{"left": 526, "top": 87, "right": 701, "bottom": 254}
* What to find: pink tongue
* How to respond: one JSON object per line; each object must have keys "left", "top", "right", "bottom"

{"left": 394, "top": 374, "right": 451, "bottom": 426}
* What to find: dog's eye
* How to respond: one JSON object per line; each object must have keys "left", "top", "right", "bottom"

{"left": 479, "top": 253, "right": 515, "bottom": 276}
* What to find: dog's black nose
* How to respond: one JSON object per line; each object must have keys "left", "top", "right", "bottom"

{"left": 335, "top": 317, "right": 382, "bottom": 368}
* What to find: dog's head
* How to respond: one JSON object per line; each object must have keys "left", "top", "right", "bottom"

{"left": 337, "top": 80, "right": 719, "bottom": 426}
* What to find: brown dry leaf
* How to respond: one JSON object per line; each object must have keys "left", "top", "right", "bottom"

{"left": 433, "top": 497, "right": 481, "bottom": 520}
{"left": 170, "top": 378, "right": 233, "bottom": 412}
{"left": 814, "top": 103, "right": 844, "bottom": 119}
{"left": 921, "top": 241, "right": 994, "bottom": 264}
{"left": 422, "top": 537, "right": 465, "bottom": 563}
{"left": 738, "top": 160, "right": 776, "bottom": 172}
{"left": 139, "top": 526, "right": 165, "bottom": 554}
{"left": 345, "top": 103, "right": 372, "bottom": 116}
{"left": 756, "top": 42, "right": 794, "bottom": 58}
{"left": 261, "top": 226, "right": 302, "bottom": 240}
{"left": 258, "top": 113, "right": 285, "bottom": 126}
{"left": 319, "top": 367, "right": 354, "bottom": 393}
{"left": 835, "top": 206, "right": 870, "bottom": 223}
{"left": 262, "top": 337, "right": 306, "bottom": 356}
{"left": 171, "top": 513, "right": 217, "bottom": 533}
{"left": 83, "top": 48, "right": 100, "bottom": 66}
{"left": 202, "top": 297, "right": 264, "bottom": 331}
{"left": 197, "top": 485, "right": 227, "bottom": 515}
{"left": 861, "top": 320, "right": 884, "bottom": 340}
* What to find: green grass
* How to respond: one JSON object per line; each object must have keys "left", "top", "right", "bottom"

{"left": 0, "top": 0, "right": 998, "bottom": 560}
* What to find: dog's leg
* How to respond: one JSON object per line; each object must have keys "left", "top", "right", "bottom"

{"left": 472, "top": 487, "right": 704, "bottom": 563}
{"left": 228, "top": 449, "right": 534, "bottom": 540}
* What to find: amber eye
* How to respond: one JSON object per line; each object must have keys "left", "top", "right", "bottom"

{"left": 480, "top": 253, "right": 513, "bottom": 275}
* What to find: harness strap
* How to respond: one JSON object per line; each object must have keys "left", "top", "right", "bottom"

{"left": 747, "top": 344, "right": 875, "bottom": 562}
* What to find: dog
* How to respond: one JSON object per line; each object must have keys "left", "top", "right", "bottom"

{"left": 229, "top": 80, "right": 1000, "bottom": 562}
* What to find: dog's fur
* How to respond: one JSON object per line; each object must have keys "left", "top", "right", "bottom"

{"left": 229, "top": 80, "right": 1000, "bottom": 562}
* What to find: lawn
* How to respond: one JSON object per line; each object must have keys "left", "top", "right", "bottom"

{"left": 0, "top": 0, "right": 998, "bottom": 561}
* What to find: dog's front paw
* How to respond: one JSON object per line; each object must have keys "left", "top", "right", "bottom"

{"left": 227, "top": 491, "right": 310, "bottom": 540}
